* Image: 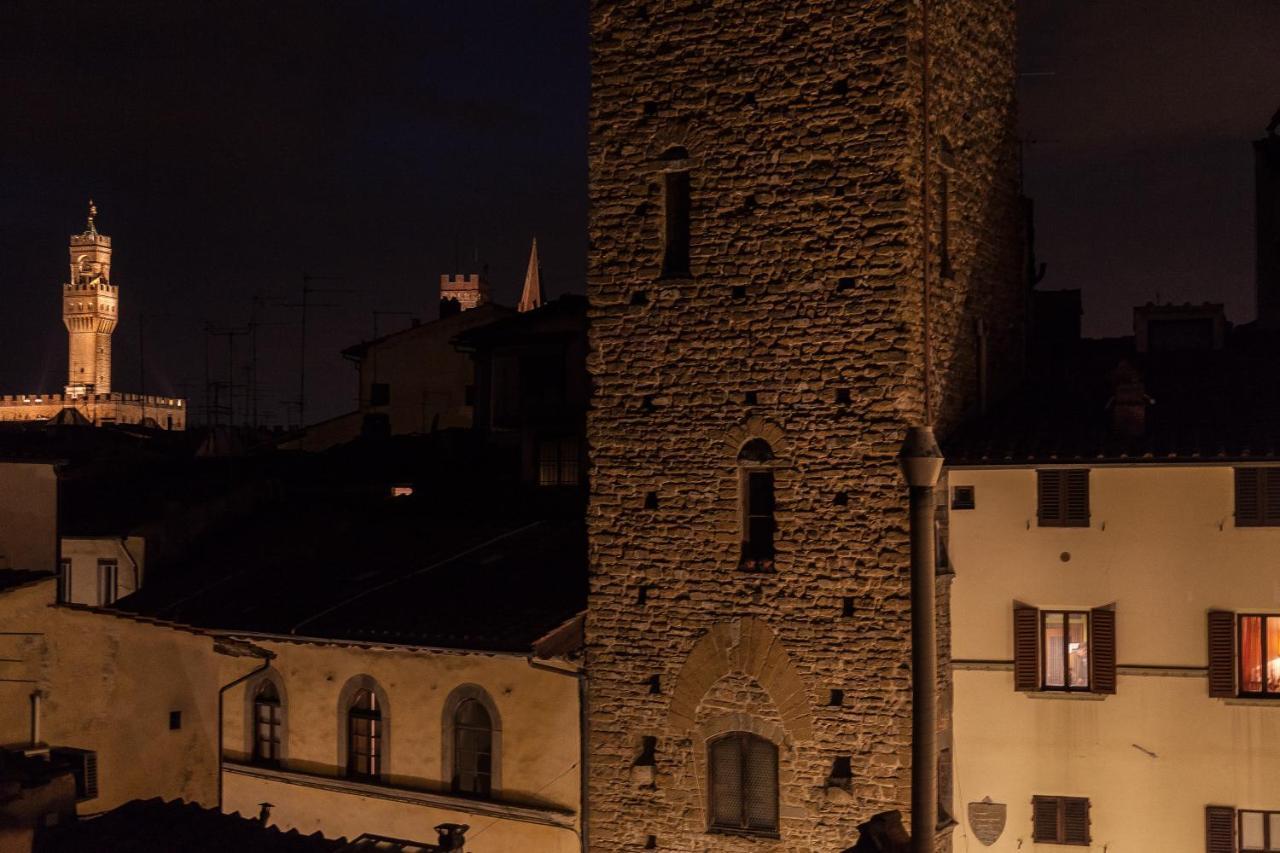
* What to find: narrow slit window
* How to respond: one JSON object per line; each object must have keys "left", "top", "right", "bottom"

{"left": 661, "top": 170, "right": 691, "bottom": 278}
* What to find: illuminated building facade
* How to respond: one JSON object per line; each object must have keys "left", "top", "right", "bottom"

{"left": 0, "top": 203, "right": 185, "bottom": 429}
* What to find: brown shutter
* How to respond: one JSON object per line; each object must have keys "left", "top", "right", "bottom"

{"left": 1031, "top": 796, "right": 1060, "bottom": 843}
{"left": 1205, "top": 805, "right": 1236, "bottom": 853}
{"left": 1207, "top": 610, "right": 1237, "bottom": 698}
{"left": 1236, "top": 468, "right": 1261, "bottom": 526}
{"left": 1063, "top": 798, "right": 1091, "bottom": 844}
{"left": 1091, "top": 607, "right": 1117, "bottom": 695}
{"left": 1265, "top": 469, "right": 1280, "bottom": 524}
{"left": 1037, "top": 471, "right": 1062, "bottom": 525}
{"left": 1064, "top": 469, "right": 1090, "bottom": 525}
{"left": 1014, "top": 604, "right": 1040, "bottom": 691}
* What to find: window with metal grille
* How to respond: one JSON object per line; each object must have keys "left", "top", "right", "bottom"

{"left": 1037, "top": 469, "right": 1089, "bottom": 527}
{"left": 347, "top": 689, "right": 382, "bottom": 780}
{"left": 708, "top": 733, "right": 778, "bottom": 836}
{"left": 1241, "top": 810, "right": 1280, "bottom": 851}
{"left": 451, "top": 699, "right": 493, "bottom": 798}
{"left": 1235, "top": 468, "right": 1280, "bottom": 526}
{"left": 1031, "top": 795, "right": 1090, "bottom": 845}
{"left": 50, "top": 747, "right": 98, "bottom": 802}
{"left": 253, "top": 681, "right": 282, "bottom": 765}
{"left": 97, "top": 559, "right": 118, "bottom": 605}
{"left": 1238, "top": 615, "right": 1280, "bottom": 698}
{"left": 537, "top": 437, "right": 580, "bottom": 486}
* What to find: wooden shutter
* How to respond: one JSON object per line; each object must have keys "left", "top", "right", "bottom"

{"left": 1236, "top": 468, "right": 1261, "bottom": 526}
{"left": 1266, "top": 470, "right": 1280, "bottom": 524}
{"left": 1037, "top": 470, "right": 1062, "bottom": 525}
{"left": 1062, "top": 798, "right": 1090, "bottom": 844}
{"left": 1091, "top": 607, "right": 1117, "bottom": 695}
{"left": 1014, "top": 604, "right": 1040, "bottom": 691}
{"left": 1064, "top": 470, "right": 1090, "bottom": 525}
{"left": 1031, "top": 796, "right": 1060, "bottom": 842}
{"left": 1207, "top": 610, "right": 1237, "bottom": 698}
{"left": 1205, "top": 805, "right": 1236, "bottom": 853}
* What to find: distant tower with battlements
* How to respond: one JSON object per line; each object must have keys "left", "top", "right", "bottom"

{"left": 439, "top": 273, "right": 491, "bottom": 316}
{"left": 63, "top": 201, "right": 118, "bottom": 396}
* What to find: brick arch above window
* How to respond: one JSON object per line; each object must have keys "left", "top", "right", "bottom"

{"left": 667, "top": 618, "right": 813, "bottom": 741}
{"left": 440, "top": 683, "right": 504, "bottom": 797}
{"left": 722, "top": 417, "right": 789, "bottom": 460}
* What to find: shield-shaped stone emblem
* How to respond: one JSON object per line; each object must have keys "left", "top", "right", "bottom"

{"left": 967, "top": 798, "right": 1007, "bottom": 846}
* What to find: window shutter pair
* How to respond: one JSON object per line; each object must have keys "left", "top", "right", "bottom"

{"left": 1012, "top": 604, "right": 1115, "bottom": 694}
{"left": 1205, "top": 805, "right": 1235, "bottom": 853}
{"left": 1235, "top": 467, "right": 1280, "bottom": 526}
{"left": 1207, "top": 610, "right": 1236, "bottom": 698}
{"left": 1031, "top": 796, "right": 1090, "bottom": 845}
{"left": 1037, "top": 469, "right": 1090, "bottom": 527}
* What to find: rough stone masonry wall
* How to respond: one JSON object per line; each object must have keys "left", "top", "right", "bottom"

{"left": 585, "top": 1, "right": 1021, "bottom": 851}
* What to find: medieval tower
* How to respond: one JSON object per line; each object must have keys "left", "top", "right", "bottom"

{"left": 585, "top": 2, "right": 1024, "bottom": 851}
{"left": 64, "top": 201, "right": 118, "bottom": 396}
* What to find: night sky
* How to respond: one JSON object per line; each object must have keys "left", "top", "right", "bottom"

{"left": 1, "top": 1, "right": 1277, "bottom": 424}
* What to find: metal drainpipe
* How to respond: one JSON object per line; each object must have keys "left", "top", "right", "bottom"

{"left": 899, "top": 426, "right": 944, "bottom": 853}
{"left": 526, "top": 656, "right": 588, "bottom": 853}
{"left": 217, "top": 653, "right": 274, "bottom": 811}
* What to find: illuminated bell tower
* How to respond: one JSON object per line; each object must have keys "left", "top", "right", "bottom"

{"left": 63, "top": 201, "right": 118, "bottom": 397}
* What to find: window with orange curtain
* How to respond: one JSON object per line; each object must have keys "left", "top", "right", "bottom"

{"left": 1239, "top": 615, "right": 1280, "bottom": 696}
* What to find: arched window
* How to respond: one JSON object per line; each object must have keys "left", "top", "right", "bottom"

{"left": 347, "top": 688, "right": 382, "bottom": 780}
{"left": 708, "top": 733, "right": 779, "bottom": 834}
{"left": 451, "top": 699, "right": 493, "bottom": 797}
{"left": 252, "top": 681, "right": 282, "bottom": 765}
{"left": 738, "top": 439, "right": 776, "bottom": 570}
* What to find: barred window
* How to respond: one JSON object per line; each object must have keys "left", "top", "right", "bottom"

{"left": 538, "top": 437, "right": 580, "bottom": 487}
{"left": 252, "top": 681, "right": 282, "bottom": 765}
{"left": 451, "top": 699, "right": 493, "bottom": 797}
{"left": 708, "top": 733, "right": 778, "bottom": 835}
{"left": 347, "top": 689, "right": 382, "bottom": 780}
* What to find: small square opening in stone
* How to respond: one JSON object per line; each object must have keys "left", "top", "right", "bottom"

{"left": 828, "top": 756, "right": 853, "bottom": 786}
{"left": 644, "top": 492, "right": 659, "bottom": 510}
{"left": 835, "top": 388, "right": 852, "bottom": 404}
{"left": 647, "top": 675, "right": 661, "bottom": 695}
{"left": 836, "top": 277, "right": 856, "bottom": 293}
{"left": 730, "top": 285, "right": 746, "bottom": 300}
{"left": 834, "top": 491, "right": 849, "bottom": 506}
{"left": 829, "top": 689, "right": 844, "bottom": 706}
{"left": 841, "top": 597, "right": 855, "bottom": 617}
{"left": 636, "top": 586, "right": 650, "bottom": 606}
{"left": 630, "top": 290, "right": 649, "bottom": 306}
{"left": 743, "top": 391, "right": 758, "bottom": 405}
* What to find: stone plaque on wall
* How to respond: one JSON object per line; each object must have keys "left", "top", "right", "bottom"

{"left": 968, "top": 798, "right": 1006, "bottom": 846}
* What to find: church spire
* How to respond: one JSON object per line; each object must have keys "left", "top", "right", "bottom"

{"left": 518, "top": 238, "right": 543, "bottom": 313}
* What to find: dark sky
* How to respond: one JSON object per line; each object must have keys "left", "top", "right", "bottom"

{"left": 1, "top": 1, "right": 1277, "bottom": 423}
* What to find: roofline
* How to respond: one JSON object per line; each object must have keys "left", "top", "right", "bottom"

{"left": 216, "top": 629, "right": 539, "bottom": 658}
{"left": 946, "top": 459, "right": 1280, "bottom": 470}
{"left": 0, "top": 572, "right": 55, "bottom": 597}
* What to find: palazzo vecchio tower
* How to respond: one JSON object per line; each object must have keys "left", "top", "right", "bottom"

{"left": 584, "top": 2, "right": 1025, "bottom": 851}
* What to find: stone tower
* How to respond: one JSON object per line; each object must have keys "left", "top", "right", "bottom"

{"left": 64, "top": 201, "right": 118, "bottom": 396}
{"left": 439, "top": 273, "right": 491, "bottom": 315}
{"left": 585, "top": 2, "right": 1023, "bottom": 851}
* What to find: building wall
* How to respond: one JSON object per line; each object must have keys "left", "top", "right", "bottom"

{"left": 0, "top": 581, "right": 233, "bottom": 813}
{"left": 0, "top": 394, "right": 186, "bottom": 429}
{"left": 0, "top": 462, "right": 57, "bottom": 572}
{"left": 948, "top": 465, "right": 1280, "bottom": 851}
{"left": 584, "top": 1, "right": 1022, "bottom": 850}
{"left": 220, "top": 640, "right": 581, "bottom": 853}
{"left": 60, "top": 536, "right": 145, "bottom": 606}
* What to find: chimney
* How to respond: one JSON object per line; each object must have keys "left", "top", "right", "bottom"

{"left": 434, "top": 823, "right": 469, "bottom": 852}
{"left": 1108, "top": 360, "right": 1151, "bottom": 438}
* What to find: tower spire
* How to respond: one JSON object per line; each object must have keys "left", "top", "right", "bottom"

{"left": 86, "top": 199, "right": 97, "bottom": 235}
{"left": 518, "top": 238, "right": 543, "bottom": 313}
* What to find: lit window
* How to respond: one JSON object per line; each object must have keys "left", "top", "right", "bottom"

{"left": 1242, "top": 810, "right": 1280, "bottom": 851}
{"left": 452, "top": 699, "right": 493, "bottom": 797}
{"left": 253, "top": 681, "right": 282, "bottom": 765}
{"left": 391, "top": 485, "right": 414, "bottom": 498}
{"left": 1239, "top": 615, "right": 1280, "bottom": 697}
{"left": 347, "top": 689, "right": 382, "bottom": 779}
{"left": 708, "top": 733, "right": 778, "bottom": 835}
{"left": 660, "top": 154, "right": 691, "bottom": 279}
{"left": 537, "top": 437, "right": 580, "bottom": 487}
{"left": 1042, "top": 611, "right": 1090, "bottom": 690}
